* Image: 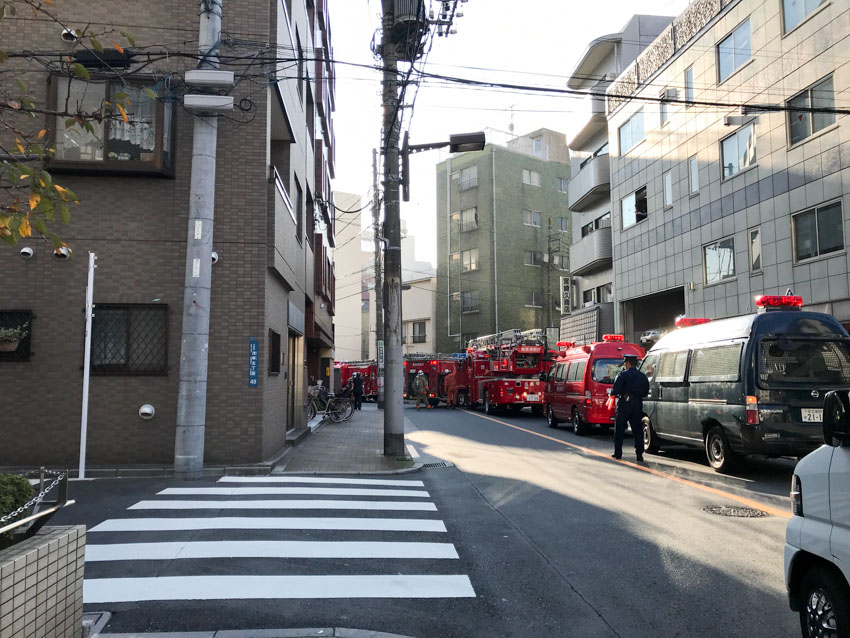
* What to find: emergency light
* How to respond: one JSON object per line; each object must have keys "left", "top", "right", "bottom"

{"left": 602, "top": 334, "right": 625, "bottom": 342}
{"left": 754, "top": 294, "right": 803, "bottom": 308}
{"left": 675, "top": 317, "right": 712, "bottom": 328}
{"left": 556, "top": 341, "right": 575, "bottom": 349}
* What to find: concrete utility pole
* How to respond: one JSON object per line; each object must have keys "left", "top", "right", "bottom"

{"left": 380, "top": 0, "right": 405, "bottom": 457}
{"left": 174, "top": 0, "right": 224, "bottom": 479}
{"left": 372, "top": 148, "right": 385, "bottom": 409}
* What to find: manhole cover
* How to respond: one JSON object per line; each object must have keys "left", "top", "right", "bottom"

{"left": 702, "top": 505, "right": 768, "bottom": 518}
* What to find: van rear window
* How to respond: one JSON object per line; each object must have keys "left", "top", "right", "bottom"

{"left": 759, "top": 339, "right": 850, "bottom": 387}
{"left": 592, "top": 359, "right": 625, "bottom": 384}
{"left": 689, "top": 343, "right": 742, "bottom": 382}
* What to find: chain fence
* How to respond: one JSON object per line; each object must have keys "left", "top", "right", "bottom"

{"left": 0, "top": 469, "right": 66, "bottom": 526}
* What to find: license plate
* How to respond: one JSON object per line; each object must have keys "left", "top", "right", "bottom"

{"left": 526, "top": 394, "right": 539, "bottom": 402}
{"left": 801, "top": 408, "right": 823, "bottom": 423}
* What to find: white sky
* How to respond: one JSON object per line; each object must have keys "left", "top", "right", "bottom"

{"left": 328, "top": 0, "right": 692, "bottom": 265}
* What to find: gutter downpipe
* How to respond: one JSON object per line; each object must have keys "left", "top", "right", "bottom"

{"left": 492, "top": 146, "right": 499, "bottom": 333}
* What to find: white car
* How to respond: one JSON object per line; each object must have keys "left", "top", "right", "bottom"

{"left": 639, "top": 328, "right": 665, "bottom": 345}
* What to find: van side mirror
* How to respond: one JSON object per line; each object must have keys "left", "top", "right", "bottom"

{"left": 539, "top": 373, "right": 548, "bottom": 382}
{"left": 823, "top": 391, "right": 850, "bottom": 447}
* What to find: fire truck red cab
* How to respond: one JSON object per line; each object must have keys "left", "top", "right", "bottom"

{"left": 403, "top": 357, "right": 431, "bottom": 399}
{"left": 334, "top": 360, "right": 378, "bottom": 400}
{"left": 544, "top": 335, "right": 644, "bottom": 434}
{"left": 403, "top": 355, "right": 458, "bottom": 405}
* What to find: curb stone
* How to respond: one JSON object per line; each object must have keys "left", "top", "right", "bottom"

{"left": 97, "top": 629, "right": 417, "bottom": 638}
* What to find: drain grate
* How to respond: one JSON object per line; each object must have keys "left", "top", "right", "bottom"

{"left": 702, "top": 505, "right": 768, "bottom": 518}
{"left": 422, "top": 462, "right": 450, "bottom": 469}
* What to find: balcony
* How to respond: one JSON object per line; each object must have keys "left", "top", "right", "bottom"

{"left": 570, "top": 226, "right": 612, "bottom": 276}
{"left": 568, "top": 154, "right": 610, "bottom": 212}
{"left": 567, "top": 83, "right": 610, "bottom": 150}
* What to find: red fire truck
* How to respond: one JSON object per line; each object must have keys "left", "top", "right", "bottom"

{"left": 334, "top": 360, "right": 378, "bottom": 400}
{"left": 446, "top": 329, "right": 550, "bottom": 414}
{"left": 403, "top": 354, "right": 460, "bottom": 406}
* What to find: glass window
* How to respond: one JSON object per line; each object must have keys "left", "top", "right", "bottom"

{"left": 557, "top": 178, "right": 568, "bottom": 193}
{"left": 759, "top": 339, "right": 850, "bottom": 387}
{"left": 522, "top": 169, "right": 541, "bottom": 186}
{"left": 663, "top": 171, "right": 673, "bottom": 207}
{"left": 621, "top": 186, "right": 647, "bottom": 229}
{"left": 552, "top": 254, "right": 567, "bottom": 269}
{"left": 461, "top": 207, "right": 478, "bottom": 231}
{"left": 783, "top": 0, "right": 826, "bottom": 32}
{"left": 555, "top": 363, "right": 567, "bottom": 382}
{"left": 618, "top": 109, "right": 644, "bottom": 154}
{"left": 461, "top": 248, "right": 479, "bottom": 272}
{"left": 704, "top": 237, "right": 736, "bottom": 284}
{"left": 525, "top": 289, "right": 543, "bottom": 307}
{"left": 684, "top": 66, "right": 694, "bottom": 105}
{"left": 721, "top": 123, "right": 756, "bottom": 178}
{"left": 689, "top": 344, "right": 742, "bottom": 382}
{"left": 558, "top": 216, "right": 569, "bottom": 232}
{"left": 793, "top": 201, "right": 844, "bottom": 262}
{"left": 592, "top": 359, "right": 625, "bottom": 384}
{"left": 461, "top": 291, "right": 480, "bottom": 312}
{"left": 718, "top": 19, "right": 751, "bottom": 82}
{"left": 532, "top": 137, "right": 548, "bottom": 159}
{"left": 689, "top": 156, "right": 699, "bottom": 193}
{"left": 412, "top": 321, "right": 426, "bottom": 343}
{"left": 92, "top": 304, "right": 168, "bottom": 375}
{"left": 639, "top": 353, "right": 658, "bottom": 380}
{"left": 657, "top": 351, "right": 689, "bottom": 382}
{"left": 660, "top": 90, "right": 669, "bottom": 125}
{"left": 788, "top": 76, "right": 835, "bottom": 145}
{"left": 523, "top": 210, "right": 542, "bottom": 227}
{"left": 569, "top": 360, "right": 586, "bottom": 382}
{"left": 596, "top": 283, "right": 613, "bottom": 303}
{"left": 459, "top": 166, "right": 478, "bottom": 190}
{"left": 524, "top": 251, "right": 543, "bottom": 267}
{"left": 582, "top": 289, "right": 595, "bottom": 305}
{"left": 749, "top": 227, "right": 762, "bottom": 271}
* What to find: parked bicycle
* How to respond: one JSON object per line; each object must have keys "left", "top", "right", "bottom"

{"left": 306, "top": 382, "right": 353, "bottom": 422}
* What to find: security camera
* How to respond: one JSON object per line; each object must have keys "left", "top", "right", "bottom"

{"left": 20, "top": 246, "right": 34, "bottom": 259}
{"left": 211, "top": 250, "right": 219, "bottom": 264}
{"left": 60, "top": 28, "right": 78, "bottom": 44}
{"left": 53, "top": 246, "right": 72, "bottom": 259}
{"left": 138, "top": 404, "right": 155, "bottom": 420}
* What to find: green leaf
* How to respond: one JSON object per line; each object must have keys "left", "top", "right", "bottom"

{"left": 20, "top": 96, "right": 32, "bottom": 109}
{"left": 46, "top": 231, "right": 62, "bottom": 247}
{"left": 63, "top": 187, "right": 79, "bottom": 203}
{"left": 89, "top": 36, "right": 103, "bottom": 52}
{"left": 120, "top": 30, "right": 136, "bottom": 47}
{"left": 64, "top": 117, "right": 76, "bottom": 129}
{"left": 72, "top": 63, "right": 90, "bottom": 81}
{"left": 39, "top": 170, "right": 53, "bottom": 189}
{"left": 32, "top": 216, "right": 47, "bottom": 235}
{"left": 15, "top": 79, "right": 26, "bottom": 94}
{"left": 0, "top": 51, "right": 8, "bottom": 63}
{"left": 83, "top": 122, "right": 94, "bottom": 134}
{"left": 144, "top": 87, "right": 157, "bottom": 100}
{"left": 58, "top": 202, "right": 69, "bottom": 224}
{"left": 19, "top": 165, "right": 33, "bottom": 176}
{"left": 31, "top": 143, "right": 44, "bottom": 160}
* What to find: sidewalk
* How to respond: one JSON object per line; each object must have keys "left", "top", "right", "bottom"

{"left": 278, "top": 403, "right": 420, "bottom": 474}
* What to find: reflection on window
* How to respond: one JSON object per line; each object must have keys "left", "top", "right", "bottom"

{"left": 718, "top": 19, "right": 751, "bottom": 82}
{"left": 704, "top": 237, "right": 736, "bottom": 284}
{"left": 621, "top": 186, "right": 647, "bottom": 229}
{"left": 788, "top": 76, "right": 835, "bottom": 144}
{"left": 461, "top": 207, "right": 478, "bottom": 231}
{"left": 618, "top": 109, "right": 644, "bottom": 154}
{"left": 558, "top": 216, "right": 569, "bottom": 232}
{"left": 689, "top": 156, "right": 699, "bottom": 193}
{"left": 721, "top": 123, "right": 756, "bottom": 178}
{"left": 558, "top": 178, "right": 568, "bottom": 193}
{"left": 783, "top": 0, "right": 826, "bottom": 32}
{"left": 525, "top": 289, "right": 543, "bottom": 307}
{"left": 523, "top": 210, "right": 542, "bottom": 227}
{"left": 524, "top": 251, "right": 543, "bottom": 267}
{"left": 793, "top": 201, "right": 843, "bottom": 262}
{"left": 663, "top": 171, "right": 673, "bottom": 207}
{"left": 461, "top": 248, "right": 479, "bottom": 272}
{"left": 522, "top": 169, "right": 541, "bottom": 186}
{"left": 750, "top": 227, "right": 762, "bottom": 271}
{"left": 684, "top": 66, "right": 694, "bottom": 105}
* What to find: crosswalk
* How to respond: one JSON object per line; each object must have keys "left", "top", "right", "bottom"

{"left": 83, "top": 475, "right": 475, "bottom": 604}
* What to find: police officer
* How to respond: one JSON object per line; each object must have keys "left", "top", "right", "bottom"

{"left": 611, "top": 354, "right": 650, "bottom": 462}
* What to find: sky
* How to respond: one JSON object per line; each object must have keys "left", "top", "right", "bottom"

{"left": 328, "top": 0, "right": 692, "bottom": 266}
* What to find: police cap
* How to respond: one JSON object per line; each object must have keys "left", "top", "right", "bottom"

{"left": 623, "top": 354, "right": 639, "bottom": 363}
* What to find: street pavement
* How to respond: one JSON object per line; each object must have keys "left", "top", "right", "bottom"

{"left": 49, "top": 401, "right": 803, "bottom": 637}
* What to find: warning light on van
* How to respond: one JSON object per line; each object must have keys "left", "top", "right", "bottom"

{"left": 675, "top": 317, "right": 712, "bottom": 328}
{"left": 602, "top": 334, "right": 625, "bottom": 342}
{"left": 556, "top": 341, "right": 575, "bottom": 349}
{"left": 754, "top": 295, "right": 803, "bottom": 308}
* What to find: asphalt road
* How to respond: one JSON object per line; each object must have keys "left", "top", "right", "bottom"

{"left": 51, "top": 402, "right": 801, "bottom": 637}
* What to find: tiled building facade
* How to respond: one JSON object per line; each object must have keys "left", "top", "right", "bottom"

{"left": 0, "top": 0, "right": 336, "bottom": 467}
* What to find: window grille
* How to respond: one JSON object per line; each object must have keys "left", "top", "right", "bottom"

{"left": 92, "top": 304, "right": 167, "bottom": 375}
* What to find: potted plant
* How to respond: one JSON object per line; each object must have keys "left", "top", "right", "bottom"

{"left": 0, "top": 323, "right": 28, "bottom": 352}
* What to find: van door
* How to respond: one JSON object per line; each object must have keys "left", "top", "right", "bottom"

{"left": 551, "top": 363, "right": 568, "bottom": 420}
{"left": 654, "top": 350, "right": 693, "bottom": 442}
{"left": 687, "top": 342, "right": 744, "bottom": 443}
{"left": 829, "top": 446, "right": 850, "bottom": 568}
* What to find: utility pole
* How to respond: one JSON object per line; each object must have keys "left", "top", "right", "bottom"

{"left": 380, "top": 0, "right": 405, "bottom": 457}
{"left": 174, "top": 0, "right": 225, "bottom": 479}
{"left": 372, "top": 148, "right": 385, "bottom": 409}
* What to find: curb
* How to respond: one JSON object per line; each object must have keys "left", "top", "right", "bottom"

{"left": 96, "top": 628, "right": 417, "bottom": 638}
{"left": 278, "top": 462, "right": 424, "bottom": 476}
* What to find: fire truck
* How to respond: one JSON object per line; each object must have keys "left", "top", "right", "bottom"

{"left": 446, "top": 329, "right": 551, "bottom": 414}
{"left": 403, "top": 354, "right": 460, "bottom": 406}
{"left": 333, "top": 360, "right": 378, "bottom": 400}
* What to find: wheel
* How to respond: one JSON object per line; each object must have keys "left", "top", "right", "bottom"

{"left": 327, "top": 399, "right": 349, "bottom": 423}
{"left": 456, "top": 392, "right": 469, "bottom": 409}
{"left": 799, "top": 566, "right": 850, "bottom": 638}
{"left": 342, "top": 400, "right": 355, "bottom": 421}
{"left": 705, "top": 425, "right": 736, "bottom": 472}
{"left": 572, "top": 407, "right": 588, "bottom": 435}
{"left": 484, "top": 390, "right": 494, "bottom": 415}
{"left": 305, "top": 402, "right": 316, "bottom": 421}
{"left": 546, "top": 405, "right": 559, "bottom": 429}
{"left": 643, "top": 417, "right": 660, "bottom": 454}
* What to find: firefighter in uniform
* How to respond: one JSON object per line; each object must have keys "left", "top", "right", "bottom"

{"left": 413, "top": 370, "right": 430, "bottom": 410}
{"left": 611, "top": 354, "right": 649, "bottom": 461}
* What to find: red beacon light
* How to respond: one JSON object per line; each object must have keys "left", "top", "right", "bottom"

{"left": 755, "top": 294, "right": 803, "bottom": 309}
{"left": 556, "top": 341, "right": 575, "bottom": 349}
{"left": 602, "top": 334, "right": 625, "bottom": 342}
{"left": 675, "top": 317, "right": 712, "bottom": 328}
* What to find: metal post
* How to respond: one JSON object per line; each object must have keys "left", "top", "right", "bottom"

{"left": 174, "top": 0, "right": 222, "bottom": 479}
{"left": 373, "top": 148, "right": 385, "bottom": 409}
{"left": 381, "top": 0, "right": 405, "bottom": 457}
{"left": 79, "top": 251, "right": 96, "bottom": 479}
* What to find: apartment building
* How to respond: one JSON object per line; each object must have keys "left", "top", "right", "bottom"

{"left": 561, "top": 15, "right": 673, "bottom": 344}
{"left": 606, "top": 0, "right": 849, "bottom": 341}
{"left": 435, "top": 130, "right": 571, "bottom": 353}
{"left": 0, "top": 0, "right": 337, "bottom": 467}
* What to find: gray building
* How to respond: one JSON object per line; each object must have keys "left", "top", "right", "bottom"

{"left": 561, "top": 15, "right": 674, "bottom": 345}
{"left": 606, "top": 0, "right": 850, "bottom": 342}
{"left": 435, "top": 129, "right": 571, "bottom": 353}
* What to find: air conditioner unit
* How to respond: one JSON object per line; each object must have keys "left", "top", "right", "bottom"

{"left": 723, "top": 114, "right": 746, "bottom": 127}
{"left": 662, "top": 88, "right": 677, "bottom": 100}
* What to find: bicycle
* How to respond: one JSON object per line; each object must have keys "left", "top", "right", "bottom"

{"left": 306, "top": 386, "right": 353, "bottom": 423}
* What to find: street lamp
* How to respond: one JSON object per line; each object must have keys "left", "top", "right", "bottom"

{"left": 401, "top": 131, "right": 486, "bottom": 201}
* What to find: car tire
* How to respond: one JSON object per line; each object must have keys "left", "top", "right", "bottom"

{"left": 643, "top": 417, "right": 660, "bottom": 454}
{"left": 705, "top": 425, "right": 736, "bottom": 472}
{"left": 572, "top": 407, "right": 587, "bottom": 435}
{"left": 484, "top": 390, "right": 493, "bottom": 415}
{"left": 456, "top": 392, "right": 469, "bottom": 409}
{"left": 546, "top": 405, "right": 559, "bottom": 429}
{"left": 799, "top": 566, "right": 850, "bottom": 638}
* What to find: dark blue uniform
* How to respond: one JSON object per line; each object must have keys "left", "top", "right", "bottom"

{"left": 611, "top": 364, "right": 649, "bottom": 459}
{"left": 352, "top": 375, "right": 364, "bottom": 410}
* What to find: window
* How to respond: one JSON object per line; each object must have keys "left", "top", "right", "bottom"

{"left": 91, "top": 304, "right": 167, "bottom": 375}
{"left": 721, "top": 123, "right": 756, "bottom": 178}
{"left": 294, "top": 177, "right": 304, "bottom": 243}
{"left": 688, "top": 156, "right": 699, "bottom": 194}
{"left": 0, "top": 310, "right": 32, "bottom": 362}
{"left": 581, "top": 221, "right": 594, "bottom": 237}
{"left": 689, "top": 344, "right": 742, "bottom": 382}
{"left": 461, "top": 248, "right": 479, "bottom": 272}
{"left": 524, "top": 251, "right": 543, "bottom": 267}
{"left": 269, "top": 330, "right": 281, "bottom": 374}
{"left": 749, "top": 227, "right": 762, "bottom": 272}
{"left": 640, "top": 353, "right": 659, "bottom": 380}
{"left": 412, "top": 321, "right": 426, "bottom": 344}
{"left": 461, "top": 207, "right": 478, "bottom": 231}
{"left": 568, "top": 360, "right": 586, "bottom": 382}
{"left": 52, "top": 78, "right": 174, "bottom": 174}
{"left": 657, "top": 350, "right": 689, "bottom": 382}
{"left": 522, "top": 169, "right": 541, "bottom": 186}
{"left": 788, "top": 76, "right": 835, "bottom": 145}
{"left": 703, "top": 237, "right": 736, "bottom": 284}
{"left": 663, "top": 171, "right": 673, "bottom": 208}
{"left": 459, "top": 166, "right": 478, "bottom": 190}
{"left": 554, "top": 363, "right": 567, "bottom": 382}
{"left": 759, "top": 338, "right": 850, "bottom": 387}
{"left": 718, "top": 19, "right": 751, "bottom": 82}
{"left": 582, "top": 289, "right": 595, "bottom": 305}
{"left": 558, "top": 178, "right": 569, "bottom": 193}
{"left": 793, "top": 201, "right": 844, "bottom": 262}
{"left": 684, "top": 66, "right": 694, "bottom": 105}
{"left": 558, "top": 217, "right": 569, "bottom": 233}
{"left": 552, "top": 254, "right": 567, "bottom": 270}
{"left": 593, "top": 358, "right": 625, "bottom": 383}
{"left": 618, "top": 109, "right": 644, "bottom": 154}
{"left": 532, "top": 137, "right": 548, "bottom": 159}
{"left": 783, "top": 0, "right": 826, "bottom": 32}
{"left": 621, "top": 186, "right": 647, "bottom": 229}
{"left": 296, "top": 30, "right": 304, "bottom": 100}
{"left": 660, "top": 89, "right": 669, "bottom": 125}
{"left": 596, "top": 283, "right": 613, "bottom": 303}
{"left": 461, "top": 291, "right": 480, "bottom": 313}
{"left": 526, "top": 289, "right": 543, "bottom": 307}
{"left": 523, "top": 210, "right": 542, "bottom": 227}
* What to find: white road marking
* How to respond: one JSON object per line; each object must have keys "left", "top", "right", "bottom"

{"left": 90, "top": 517, "right": 447, "bottom": 533}
{"left": 218, "top": 476, "right": 424, "bottom": 487}
{"left": 406, "top": 444, "right": 420, "bottom": 459}
{"left": 85, "top": 540, "right": 460, "bottom": 561}
{"left": 128, "top": 500, "right": 438, "bottom": 511}
{"left": 84, "top": 574, "right": 476, "bottom": 602}
{"left": 158, "top": 487, "right": 430, "bottom": 497}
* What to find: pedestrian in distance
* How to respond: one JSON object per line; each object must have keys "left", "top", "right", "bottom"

{"left": 413, "top": 370, "right": 431, "bottom": 410}
{"left": 352, "top": 372, "right": 364, "bottom": 411}
{"left": 611, "top": 354, "right": 650, "bottom": 462}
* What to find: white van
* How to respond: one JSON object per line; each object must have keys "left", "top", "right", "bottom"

{"left": 785, "top": 390, "right": 850, "bottom": 637}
